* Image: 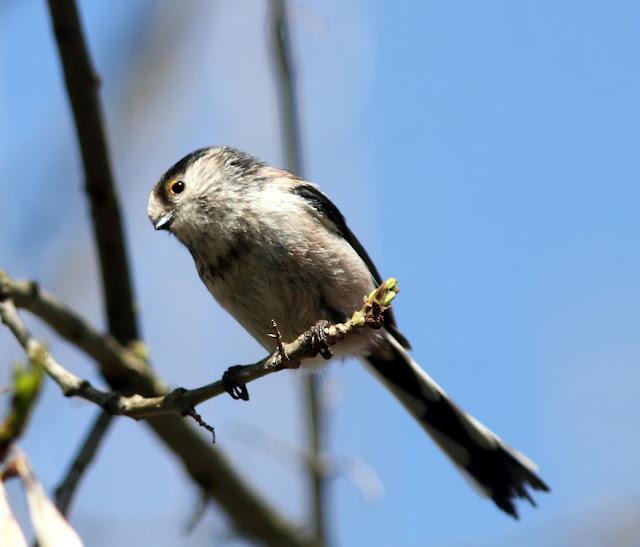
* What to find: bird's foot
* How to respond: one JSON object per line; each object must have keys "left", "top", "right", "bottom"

{"left": 222, "top": 365, "right": 250, "bottom": 401}
{"left": 308, "top": 320, "right": 333, "bottom": 360}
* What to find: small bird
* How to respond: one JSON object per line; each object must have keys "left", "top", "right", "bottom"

{"left": 147, "top": 146, "right": 549, "bottom": 517}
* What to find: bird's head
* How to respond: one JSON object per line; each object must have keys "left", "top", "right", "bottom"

{"left": 147, "top": 146, "right": 265, "bottom": 244}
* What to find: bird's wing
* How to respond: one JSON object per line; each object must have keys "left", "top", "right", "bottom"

{"left": 291, "top": 183, "right": 411, "bottom": 349}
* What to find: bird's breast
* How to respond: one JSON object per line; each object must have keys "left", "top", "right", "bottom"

{"left": 190, "top": 233, "right": 323, "bottom": 347}
{"left": 188, "top": 210, "right": 378, "bottom": 356}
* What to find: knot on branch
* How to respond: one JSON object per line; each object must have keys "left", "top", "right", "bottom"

{"left": 168, "top": 386, "right": 188, "bottom": 398}
{"left": 163, "top": 386, "right": 189, "bottom": 408}
{"left": 63, "top": 379, "right": 90, "bottom": 398}
{"left": 98, "top": 392, "right": 121, "bottom": 414}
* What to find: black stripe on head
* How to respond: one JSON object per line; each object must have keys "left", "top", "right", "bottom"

{"left": 160, "top": 148, "right": 211, "bottom": 186}
{"left": 155, "top": 147, "right": 212, "bottom": 205}
{"left": 217, "top": 146, "right": 266, "bottom": 179}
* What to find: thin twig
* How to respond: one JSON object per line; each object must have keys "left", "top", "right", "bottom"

{"left": 0, "top": 280, "right": 398, "bottom": 424}
{"left": 54, "top": 410, "right": 112, "bottom": 515}
{"left": 269, "top": 319, "right": 290, "bottom": 366}
{"left": 184, "top": 490, "right": 209, "bottom": 535}
{"left": 181, "top": 407, "right": 216, "bottom": 444}
{"left": 272, "top": 0, "right": 305, "bottom": 175}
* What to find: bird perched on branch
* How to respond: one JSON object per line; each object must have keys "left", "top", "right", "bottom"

{"left": 147, "top": 146, "right": 549, "bottom": 517}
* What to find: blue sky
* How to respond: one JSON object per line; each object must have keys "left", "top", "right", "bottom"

{"left": 1, "top": 1, "right": 639, "bottom": 545}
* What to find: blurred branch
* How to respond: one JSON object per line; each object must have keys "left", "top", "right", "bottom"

{"left": 47, "top": 0, "right": 141, "bottom": 515}
{"left": 270, "top": 2, "right": 328, "bottom": 544}
{"left": 54, "top": 410, "right": 112, "bottom": 515}
{"left": 4, "top": 276, "right": 157, "bottom": 386}
{"left": 3, "top": 452, "right": 84, "bottom": 547}
{"left": 303, "top": 376, "right": 325, "bottom": 543}
{"left": 272, "top": 0, "right": 304, "bottom": 175}
{"left": 230, "top": 423, "right": 384, "bottom": 503}
{"left": 46, "top": 0, "right": 138, "bottom": 346}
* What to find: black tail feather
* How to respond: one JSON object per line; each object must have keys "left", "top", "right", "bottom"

{"left": 365, "top": 334, "right": 549, "bottom": 518}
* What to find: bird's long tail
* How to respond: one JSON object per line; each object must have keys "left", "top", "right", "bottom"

{"left": 364, "top": 333, "right": 549, "bottom": 518}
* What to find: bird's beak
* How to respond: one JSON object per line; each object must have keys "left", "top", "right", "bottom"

{"left": 153, "top": 212, "right": 174, "bottom": 231}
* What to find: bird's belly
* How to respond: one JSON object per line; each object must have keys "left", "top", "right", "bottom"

{"left": 193, "top": 234, "right": 322, "bottom": 338}
{"left": 196, "top": 245, "right": 379, "bottom": 357}
{"left": 209, "top": 265, "right": 326, "bottom": 349}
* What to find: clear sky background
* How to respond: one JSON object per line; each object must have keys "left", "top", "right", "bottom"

{"left": 1, "top": 1, "right": 639, "bottom": 546}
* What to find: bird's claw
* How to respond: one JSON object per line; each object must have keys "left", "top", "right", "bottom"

{"left": 222, "top": 365, "right": 249, "bottom": 401}
{"left": 309, "top": 320, "right": 333, "bottom": 360}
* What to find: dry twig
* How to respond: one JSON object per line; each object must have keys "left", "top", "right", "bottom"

{"left": 1, "top": 275, "right": 399, "bottom": 425}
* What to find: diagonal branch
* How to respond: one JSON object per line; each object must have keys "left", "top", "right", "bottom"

{"left": 54, "top": 410, "right": 112, "bottom": 515}
{"left": 0, "top": 280, "right": 399, "bottom": 424}
{"left": 3, "top": 275, "right": 158, "bottom": 387}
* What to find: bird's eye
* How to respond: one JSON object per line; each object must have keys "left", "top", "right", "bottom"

{"left": 170, "top": 180, "right": 185, "bottom": 195}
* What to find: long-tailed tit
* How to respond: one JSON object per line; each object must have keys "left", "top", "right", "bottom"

{"left": 147, "top": 146, "right": 549, "bottom": 517}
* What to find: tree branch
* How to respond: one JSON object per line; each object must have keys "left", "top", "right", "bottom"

{"left": 0, "top": 279, "right": 399, "bottom": 424}
{"left": 46, "top": 0, "right": 138, "bottom": 346}
{"left": 54, "top": 410, "right": 112, "bottom": 515}
{"left": 1, "top": 269, "right": 397, "bottom": 547}
{"left": 3, "top": 275, "right": 158, "bottom": 387}
{"left": 272, "top": 0, "right": 305, "bottom": 176}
